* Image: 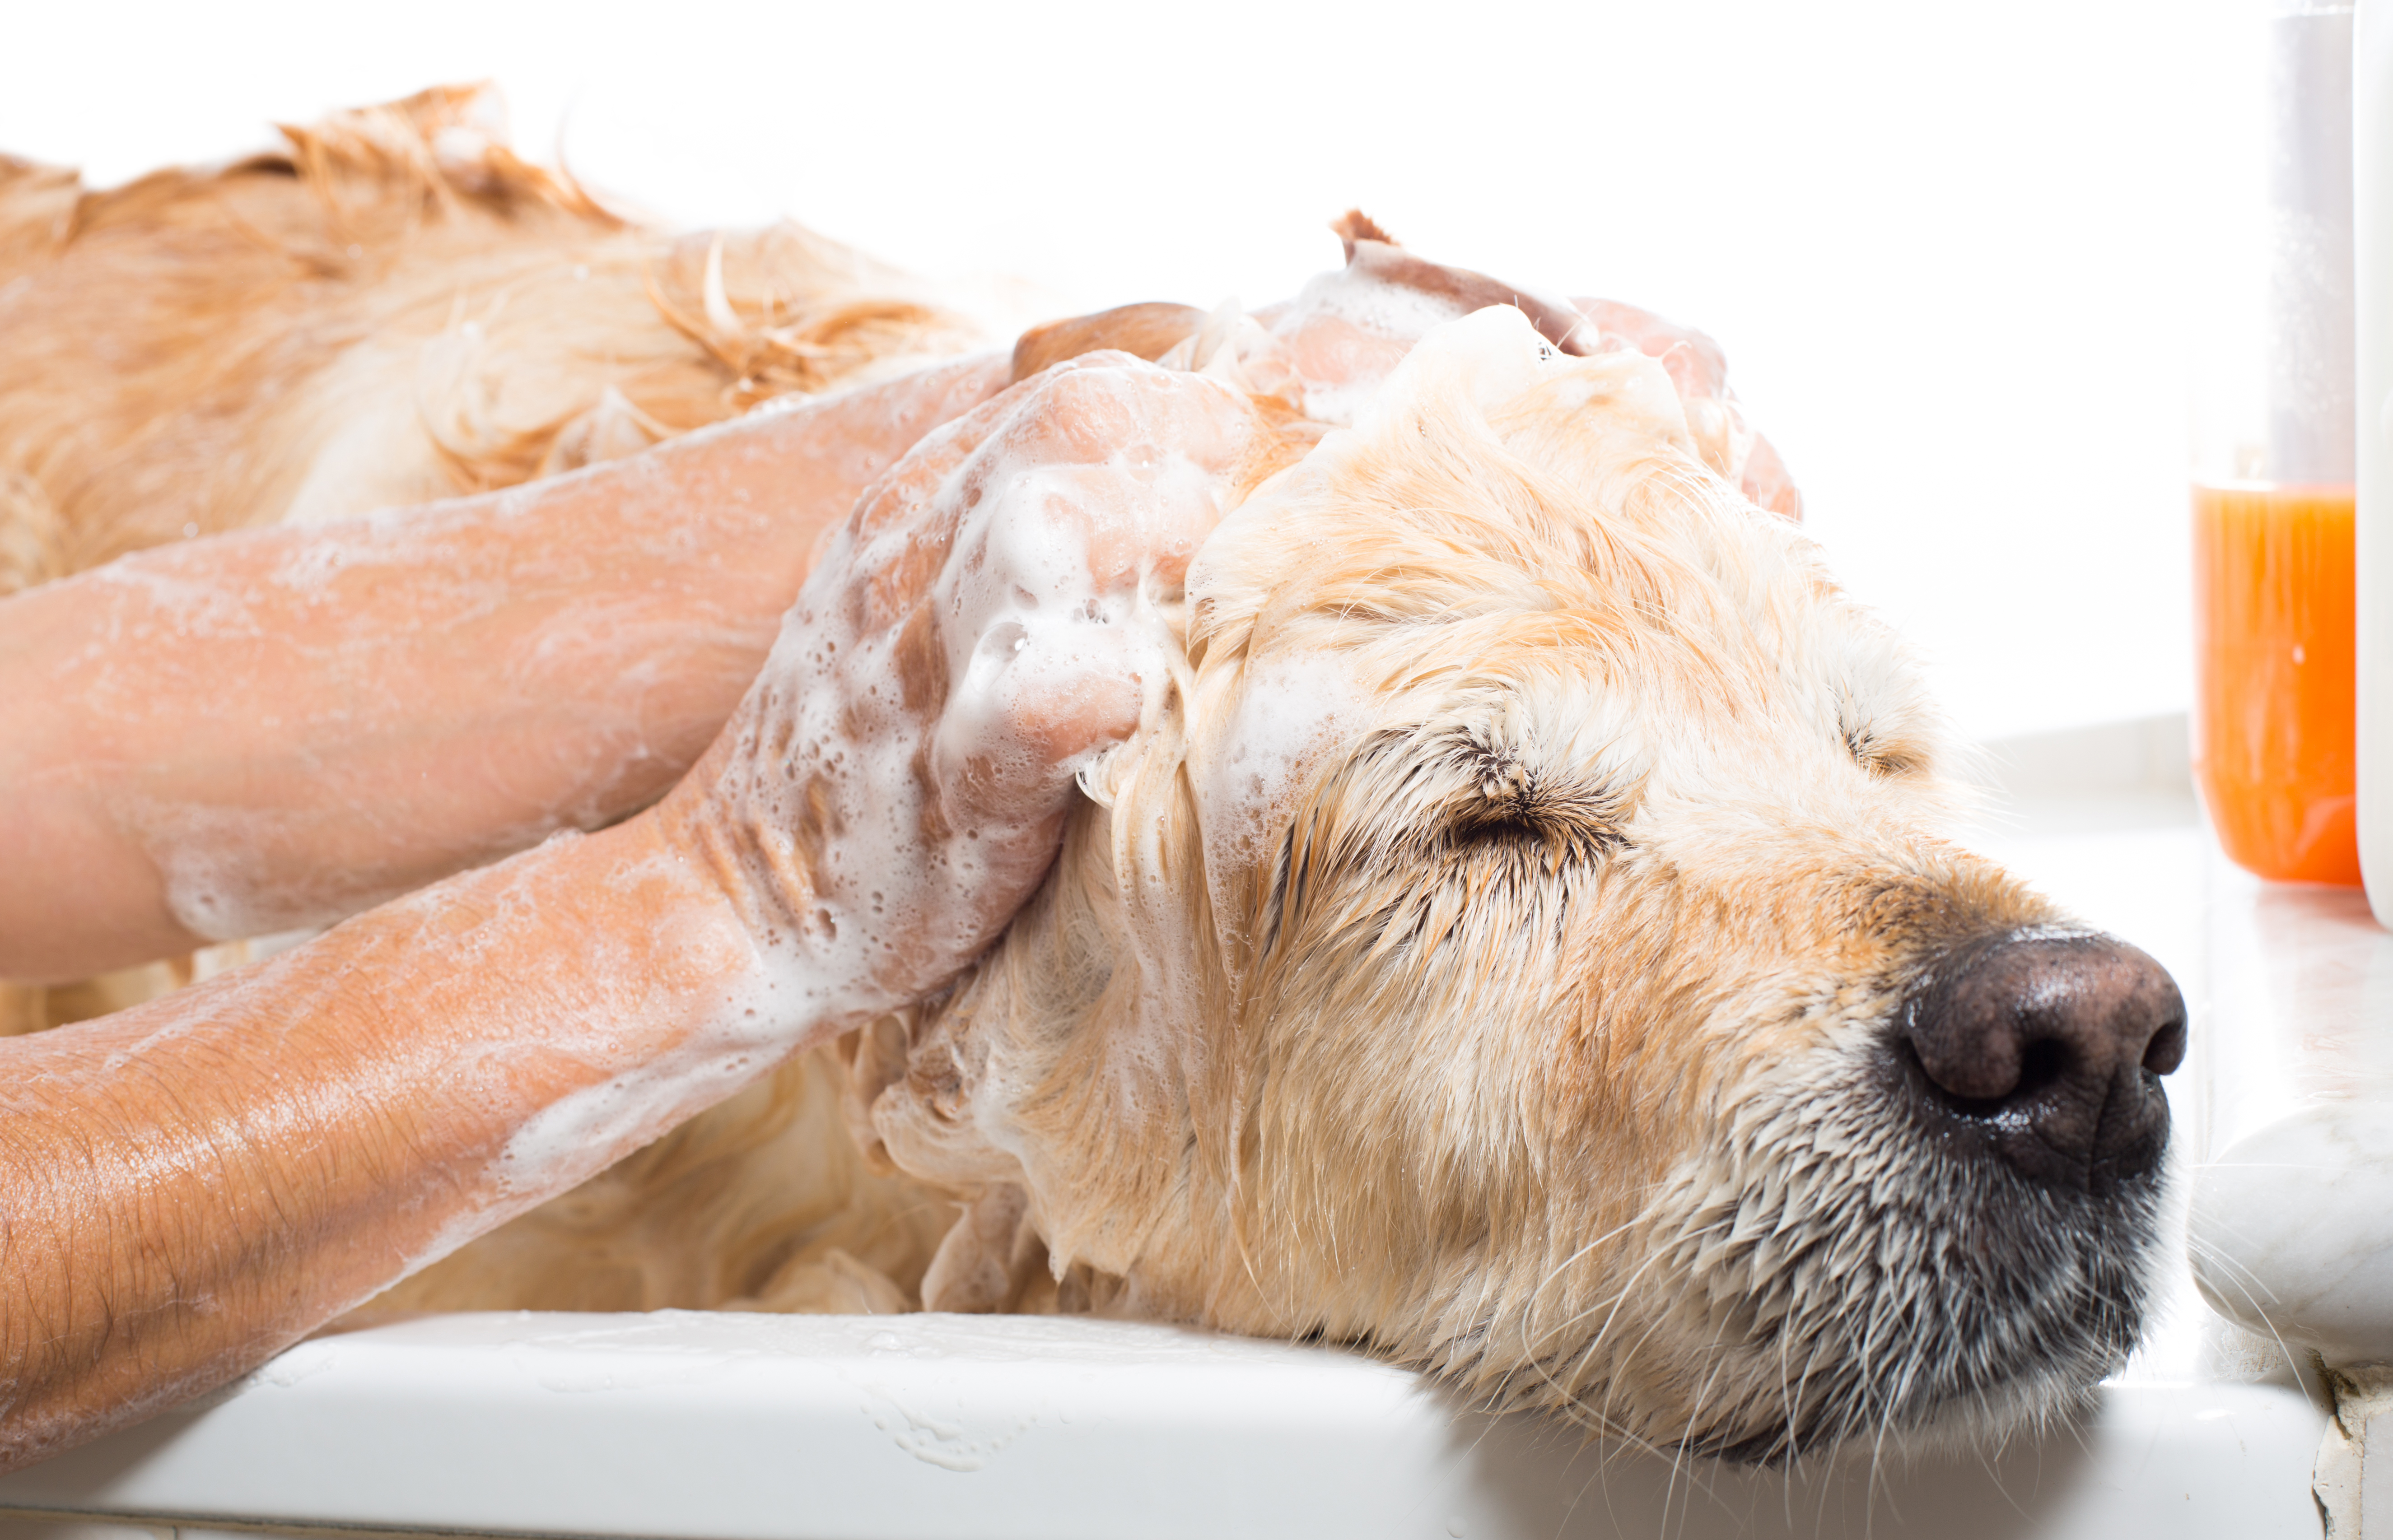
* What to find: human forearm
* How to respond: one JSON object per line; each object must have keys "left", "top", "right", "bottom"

{"left": 0, "top": 812, "right": 770, "bottom": 1471}
{"left": 0, "top": 349, "right": 1264, "bottom": 1473}
{"left": 0, "top": 356, "right": 1009, "bottom": 981}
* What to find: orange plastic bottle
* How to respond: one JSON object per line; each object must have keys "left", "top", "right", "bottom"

{"left": 2191, "top": 481, "right": 2361, "bottom": 884}
{"left": 2189, "top": 6, "right": 2360, "bottom": 886}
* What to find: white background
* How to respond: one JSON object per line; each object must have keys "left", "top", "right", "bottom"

{"left": 0, "top": 0, "right": 2264, "bottom": 740}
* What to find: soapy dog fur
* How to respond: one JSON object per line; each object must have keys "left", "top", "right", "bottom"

{"left": 0, "top": 89, "right": 2169, "bottom": 1458}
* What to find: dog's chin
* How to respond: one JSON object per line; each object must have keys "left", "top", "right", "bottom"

{"left": 1576, "top": 1057, "right": 2168, "bottom": 1466}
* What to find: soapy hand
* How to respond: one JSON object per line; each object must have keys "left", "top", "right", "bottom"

{"left": 655, "top": 353, "right": 1271, "bottom": 1028}
{"left": 0, "top": 353, "right": 1279, "bottom": 1473}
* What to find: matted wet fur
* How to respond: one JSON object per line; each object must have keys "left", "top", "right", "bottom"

{"left": 0, "top": 91, "right": 2172, "bottom": 1462}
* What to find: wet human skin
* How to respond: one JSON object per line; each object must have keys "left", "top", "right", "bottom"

{"left": 0, "top": 349, "right": 1280, "bottom": 1474}
{"left": 0, "top": 357, "right": 1009, "bottom": 982}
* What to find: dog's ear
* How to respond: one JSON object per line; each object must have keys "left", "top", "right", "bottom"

{"left": 1010, "top": 302, "right": 1208, "bottom": 383}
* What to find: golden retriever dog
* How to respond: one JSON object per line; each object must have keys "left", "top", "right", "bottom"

{"left": 0, "top": 88, "right": 2186, "bottom": 1461}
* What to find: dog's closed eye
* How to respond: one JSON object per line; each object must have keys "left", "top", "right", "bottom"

{"left": 1256, "top": 719, "right": 1629, "bottom": 958}
{"left": 1826, "top": 630, "right": 1943, "bottom": 781}
{"left": 1439, "top": 738, "right": 1626, "bottom": 861}
{"left": 1275, "top": 712, "right": 1632, "bottom": 877}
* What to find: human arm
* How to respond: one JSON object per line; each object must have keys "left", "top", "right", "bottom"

{"left": 0, "top": 354, "right": 1009, "bottom": 983}
{"left": 0, "top": 815, "right": 749, "bottom": 1468}
{"left": 0, "top": 354, "right": 1269, "bottom": 1472}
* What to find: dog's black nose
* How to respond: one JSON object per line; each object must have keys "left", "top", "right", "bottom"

{"left": 1899, "top": 928, "right": 2186, "bottom": 1193}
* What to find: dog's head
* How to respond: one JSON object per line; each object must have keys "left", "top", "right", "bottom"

{"left": 858, "top": 306, "right": 2184, "bottom": 1461}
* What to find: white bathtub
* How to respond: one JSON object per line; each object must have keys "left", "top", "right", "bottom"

{"left": 0, "top": 716, "right": 2338, "bottom": 1540}
{"left": 0, "top": 1305, "right": 2329, "bottom": 1540}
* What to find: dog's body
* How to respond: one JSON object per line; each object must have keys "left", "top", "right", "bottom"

{"left": 0, "top": 90, "right": 2184, "bottom": 1460}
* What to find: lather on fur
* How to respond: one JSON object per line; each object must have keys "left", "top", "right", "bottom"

{"left": 0, "top": 89, "right": 2182, "bottom": 1459}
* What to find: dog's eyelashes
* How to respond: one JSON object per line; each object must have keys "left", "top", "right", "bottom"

{"left": 1250, "top": 726, "right": 1624, "bottom": 958}
{"left": 1295, "top": 725, "right": 1630, "bottom": 872}
{"left": 1441, "top": 741, "right": 1626, "bottom": 858}
{"left": 1470, "top": 746, "right": 1532, "bottom": 804}
{"left": 1832, "top": 656, "right": 1944, "bottom": 780}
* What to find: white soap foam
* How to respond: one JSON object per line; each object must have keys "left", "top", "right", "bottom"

{"left": 652, "top": 356, "right": 1265, "bottom": 1036}
{"left": 1190, "top": 648, "right": 1377, "bottom": 884}
{"left": 1253, "top": 260, "right": 1491, "bottom": 426}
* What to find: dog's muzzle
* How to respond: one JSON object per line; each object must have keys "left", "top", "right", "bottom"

{"left": 1896, "top": 927, "right": 2187, "bottom": 1195}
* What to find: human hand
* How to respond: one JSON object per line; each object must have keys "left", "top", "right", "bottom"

{"left": 654, "top": 352, "right": 1276, "bottom": 1031}
{"left": 1567, "top": 298, "right": 1802, "bottom": 518}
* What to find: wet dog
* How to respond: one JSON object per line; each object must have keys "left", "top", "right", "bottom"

{"left": 0, "top": 88, "right": 2184, "bottom": 1461}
